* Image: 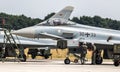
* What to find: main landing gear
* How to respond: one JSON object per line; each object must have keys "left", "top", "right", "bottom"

{"left": 91, "top": 49, "right": 103, "bottom": 65}
{"left": 114, "top": 58, "right": 120, "bottom": 67}
{"left": 113, "top": 53, "right": 120, "bottom": 67}
{"left": 113, "top": 44, "right": 120, "bottom": 67}
{"left": 64, "top": 46, "right": 87, "bottom": 64}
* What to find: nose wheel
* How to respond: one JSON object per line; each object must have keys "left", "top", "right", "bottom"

{"left": 64, "top": 58, "right": 70, "bottom": 64}
{"left": 74, "top": 59, "right": 79, "bottom": 63}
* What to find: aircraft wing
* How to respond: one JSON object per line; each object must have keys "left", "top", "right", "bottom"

{"left": 38, "top": 33, "right": 65, "bottom": 40}
{"left": 50, "top": 6, "right": 74, "bottom": 20}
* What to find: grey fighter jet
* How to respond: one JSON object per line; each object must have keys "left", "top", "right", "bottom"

{"left": 13, "top": 6, "right": 120, "bottom": 66}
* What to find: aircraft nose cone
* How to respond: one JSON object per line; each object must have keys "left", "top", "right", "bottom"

{"left": 12, "top": 27, "right": 35, "bottom": 38}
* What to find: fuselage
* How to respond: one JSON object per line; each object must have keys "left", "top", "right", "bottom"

{"left": 13, "top": 22, "right": 120, "bottom": 45}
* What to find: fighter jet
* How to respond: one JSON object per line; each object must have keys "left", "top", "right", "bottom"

{"left": 13, "top": 6, "right": 120, "bottom": 66}
{"left": 0, "top": 28, "right": 57, "bottom": 61}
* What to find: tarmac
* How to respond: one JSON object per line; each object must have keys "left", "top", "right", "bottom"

{"left": 0, "top": 59, "right": 120, "bottom": 72}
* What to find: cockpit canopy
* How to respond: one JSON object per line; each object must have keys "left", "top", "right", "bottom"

{"left": 36, "top": 18, "right": 76, "bottom": 26}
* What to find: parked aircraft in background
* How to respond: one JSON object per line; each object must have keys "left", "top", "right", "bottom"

{"left": 13, "top": 6, "right": 120, "bottom": 66}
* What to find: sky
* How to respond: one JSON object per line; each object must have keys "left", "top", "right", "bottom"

{"left": 0, "top": 0, "right": 120, "bottom": 20}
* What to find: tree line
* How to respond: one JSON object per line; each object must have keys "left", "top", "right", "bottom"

{"left": 72, "top": 16, "right": 120, "bottom": 30}
{"left": 0, "top": 12, "right": 120, "bottom": 30}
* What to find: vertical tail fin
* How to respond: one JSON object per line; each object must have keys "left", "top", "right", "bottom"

{"left": 51, "top": 6, "right": 74, "bottom": 20}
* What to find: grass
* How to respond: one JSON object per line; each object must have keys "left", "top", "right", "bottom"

{"left": 25, "top": 48, "right": 93, "bottom": 60}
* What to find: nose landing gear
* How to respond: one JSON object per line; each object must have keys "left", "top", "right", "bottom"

{"left": 64, "top": 58, "right": 70, "bottom": 64}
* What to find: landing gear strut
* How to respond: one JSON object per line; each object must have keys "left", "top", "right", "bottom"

{"left": 64, "top": 42, "right": 88, "bottom": 65}
{"left": 92, "top": 50, "right": 103, "bottom": 64}
{"left": 91, "top": 45, "right": 103, "bottom": 64}
{"left": 64, "top": 52, "right": 71, "bottom": 64}
{"left": 95, "top": 50, "right": 103, "bottom": 64}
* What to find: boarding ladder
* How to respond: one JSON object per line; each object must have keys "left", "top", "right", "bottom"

{"left": 1, "top": 29, "right": 24, "bottom": 62}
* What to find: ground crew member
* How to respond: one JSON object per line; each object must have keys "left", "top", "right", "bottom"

{"left": 80, "top": 43, "right": 87, "bottom": 64}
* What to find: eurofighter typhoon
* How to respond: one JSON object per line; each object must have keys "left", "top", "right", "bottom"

{"left": 13, "top": 6, "right": 120, "bottom": 66}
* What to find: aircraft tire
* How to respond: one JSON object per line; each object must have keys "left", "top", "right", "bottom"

{"left": 44, "top": 55, "right": 49, "bottom": 59}
{"left": 114, "top": 61, "right": 119, "bottom": 67}
{"left": 95, "top": 57, "right": 103, "bottom": 64}
{"left": 64, "top": 58, "right": 70, "bottom": 64}
{"left": 1, "top": 53, "right": 6, "bottom": 58}
{"left": 19, "top": 54, "right": 26, "bottom": 62}
{"left": 74, "top": 59, "right": 78, "bottom": 63}
{"left": 31, "top": 53, "right": 36, "bottom": 59}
